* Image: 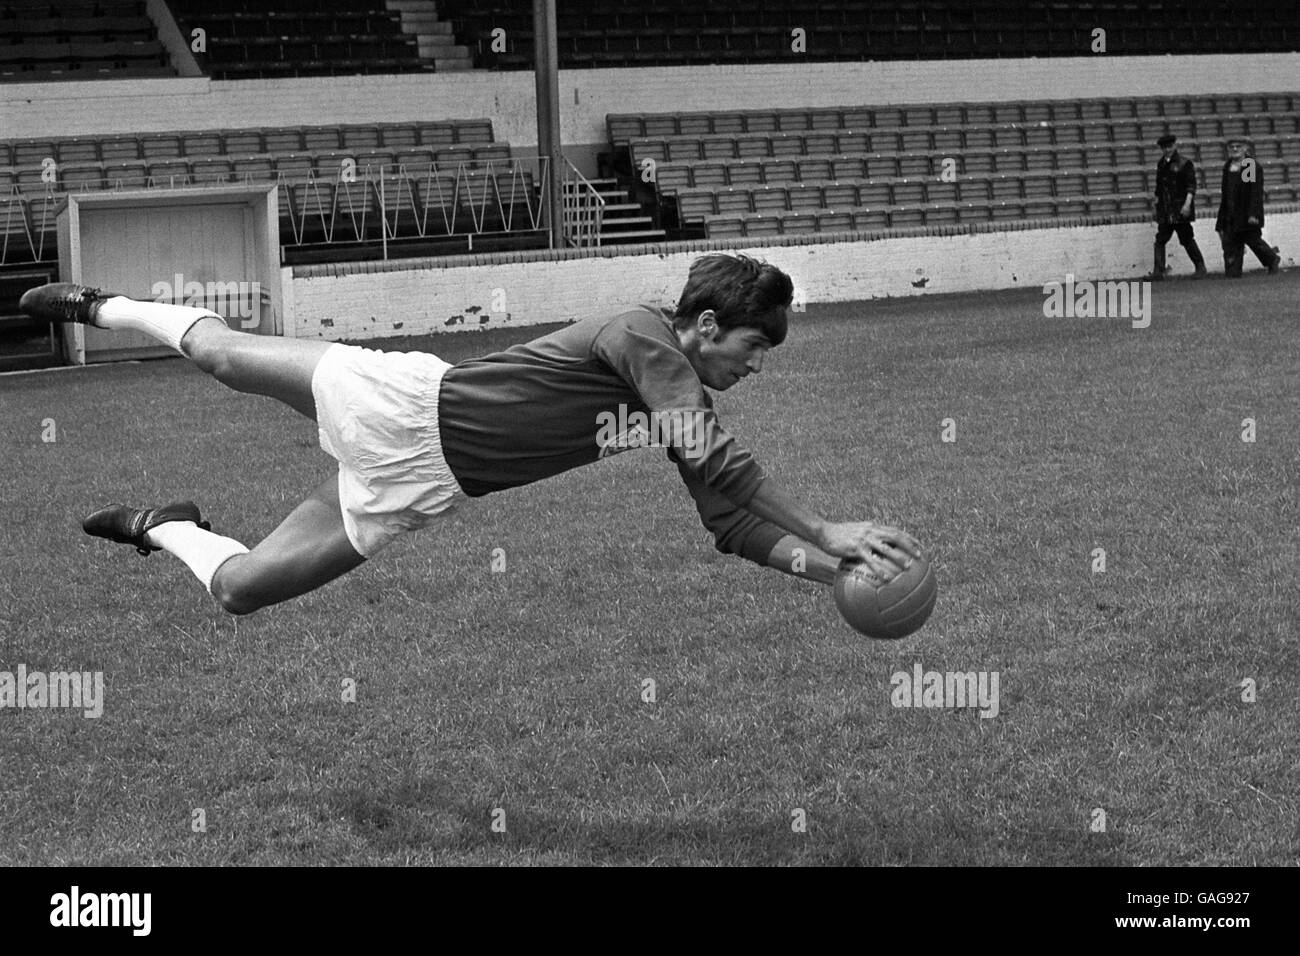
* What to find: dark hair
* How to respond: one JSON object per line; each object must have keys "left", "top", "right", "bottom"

{"left": 673, "top": 254, "right": 792, "bottom": 346}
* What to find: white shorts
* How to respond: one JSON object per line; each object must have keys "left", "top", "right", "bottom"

{"left": 311, "top": 342, "right": 465, "bottom": 558}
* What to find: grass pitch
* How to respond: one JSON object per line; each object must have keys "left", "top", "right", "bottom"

{"left": 1, "top": 271, "right": 1296, "bottom": 865}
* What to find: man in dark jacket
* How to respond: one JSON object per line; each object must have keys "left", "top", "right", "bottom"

{"left": 1152, "top": 134, "right": 1206, "bottom": 279}
{"left": 1216, "top": 137, "right": 1282, "bottom": 278}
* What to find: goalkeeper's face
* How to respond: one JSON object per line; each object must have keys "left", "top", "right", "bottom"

{"left": 694, "top": 311, "right": 779, "bottom": 391}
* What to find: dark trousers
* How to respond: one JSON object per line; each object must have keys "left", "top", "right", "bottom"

{"left": 1219, "top": 227, "right": 1277, "bottom": 277}
{"left": 1154, "top": 221, "right": 1205, "bottom": 270}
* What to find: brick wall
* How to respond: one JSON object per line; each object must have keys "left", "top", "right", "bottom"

{"left": 282, "top": 213, "right": 1299, "bottom": 342}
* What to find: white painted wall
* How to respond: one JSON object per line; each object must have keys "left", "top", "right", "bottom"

{"left": 4, "top": 54, "right": 1299, "bottom": 153}
{"left": 282, "top": 212, "right": 1299, "bottom": 342}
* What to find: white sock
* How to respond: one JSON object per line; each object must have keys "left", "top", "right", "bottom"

{"left": 95, "top": 297, "right": 221, "bottom": 354}
{"left": 144, "top": 521, "right": 250, "bottom": 595}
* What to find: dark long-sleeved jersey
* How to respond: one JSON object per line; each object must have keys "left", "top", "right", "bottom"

{"left": 436, "top": 307, "right": 787, "bottom": 565}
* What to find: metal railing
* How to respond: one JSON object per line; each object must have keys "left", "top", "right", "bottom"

{"left": 0, "top": 156, "right": 566, "bottom": 266}
{"left": 561, "top": 158, "right": 605, "bottom": 247}
{"left": 1, "top": 188, "right": 59, "bottom": 265}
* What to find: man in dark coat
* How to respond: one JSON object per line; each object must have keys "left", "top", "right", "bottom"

{"left": 1216, "top": 137, "right": 1282, "bottom": 278}
{"left": 1152, "top": 134, "right": 1206, "bottom": 279}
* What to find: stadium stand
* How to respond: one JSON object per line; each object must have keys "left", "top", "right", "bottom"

{"left": 606, "top": 94, "right": 1300, "bottom": 239}
{"left": 6, "top": 93, "right": 1298, "bottom": 263}
{"left": 0, "top": 0, "right": 172, "bottom": 80}
{"left": 440, "top": 0, "right": 1300, "bottom": 69}
{"left": 0, "top": 119, "right": 567, "bottom": 263}
{"left": 165, "top": 0, "right": 468, "bottom": 79}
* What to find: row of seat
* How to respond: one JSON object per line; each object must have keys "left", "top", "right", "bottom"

{"left": 2, "top": 16, "right": 155, "bottom": 38}
{"left": 165, "top": 0, "right": 373, "bottom": 12}
{"left": 212, "top": 60, "right": 435, "bottom": 80}
{"left": 648, "top": 144, "right": 1300, "bottom": 193}
{"left": 607, "top": 94, "right": 1300, "bottom": 143}
{"left": 452, "top": 20, "right": 1300, "bottom": 70}
{"left": 197, "top": 37, "right": 419, "bottom": 58}
{"left": 0, "top": 150, "right": 517, "bottom": 194}
{"left": 475, "top": 21, "right": 1300, "bottom": 52}
{"left": 670, "top": 179, "right": 1296, "bottom": 223}
{"left": 189, "top": 13, "right": 408, "bottom": 36}
{"left": 692, "top": 190, "right": 1270, "bottom": 240}
{"left": 0, "top": 1, "right": 145, "bottom": 15}
{"left": 0, "top": 61, "right": 170, "bottom": 79}
{"left": 0, "top": 122, "right": 498, "bottom": 168}
{"left": 168, "top": 0, "right": 430, "bottom": 80}
{"left": 447, "top": 0, "right": 1294, "bottom": 25}
{"left": 475, "top": 29, "right": 1300, "bottom": 69}
{"left": 629, "top": 132, "right": 1300, "bottom": 170}
{"left": 0, "top": 39, "right": 165, "bottom": 61}
{"left": 0, "top": 0, "right": 163, "bottom": 80}
{"left": 690, "top": 203, "right": 1100, "bottom": 239}
{"left": 622, "top": 118, "right": 1300, "bottom": 157}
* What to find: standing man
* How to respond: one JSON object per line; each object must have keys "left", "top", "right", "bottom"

{"left": 1216, "top": 137, "right": 1282, "bottom": 278}
{"left": 1151, "top": 134, "right": 1206, "bottom": 280}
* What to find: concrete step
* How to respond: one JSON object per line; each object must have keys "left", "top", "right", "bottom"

{"left": 434, "top": 58, "right": 475, "bottom": 71}
{"left": 601, "top": 229, "right": 668, "bottom": 242}
{"left": 418, "top": 39, "right": 470, "bottom": 59}
{"left": 385, "top": 0, "right": 437, "bottom": 13}
{"left": 602, "top": 215, "right": 656, "bottom": 228}
{"left": 415, "top": 34, "right": 460, "bottom": 49}
{"left": 398, "top": 17, "right": 453, "bottom": 34}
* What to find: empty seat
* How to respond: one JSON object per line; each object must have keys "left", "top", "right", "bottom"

{"left": 727, "top": 161, "right": 763, "bottom": 185}
{"left": 821, "top": 182, "right": 858, "bottom": 206}
{"left": 743, "top": 215, "right": 781, "bottom": 236}
{"left": 655, "top": 164, "right": 692, "bottom": 194}
{"left": 780, "top": 212, "right": 817, "bottom": 234}
{"left": 796, "top": 158, "right": 832, "bottom": 181}
{"left": 803, "top": 133, "right": 839, "bottom": 155}
{"left": 60, "top": 163, "right": 104, "bottom": 191}
{"left": 763, "top": 160, "right": 798, "bottom": 183}
{"left": 139, "top": 135, "right": 182, "bottom": 159}
{"left": 815, "top": 210, "right": 853, "bottom": 232}
{"left": 715, "top": 187, "right": 753, "bottom": 214}
{"left": 677, "top": 191, "right": 716, "bottom": 222}
{"left": 101, "top": 161, "right": 148, "bottom": 189}
{"left": 751, "top": 186, "right": 788, "bottom": 212}
{"left": 1085, "top": 172, "right": 1117, "bottom": 195}
{"left": 704, "top": 215, "right": 744, "bottom": 238}
{"left": 232, "top": 156, "right": 275, "bottom": 181}
{"left": 858, "top": 182, "right": 891, "bottom": 205}
{"left": 691, "top": 162, "right": 728, "bottom": 189}
{"left": 786, "top": 183, "right": 823, "bottom": 209}
{"left": 831, "top": 157, "right": 867, "bottom": 180}
{"left": 190, "top": 158, "right": 232, "bottom": 185}
{"left": 893, "top": 180, "right": 925, "bottom": 204}
{"left": 181, "top": 133, "right": 222, "bottom": 157}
